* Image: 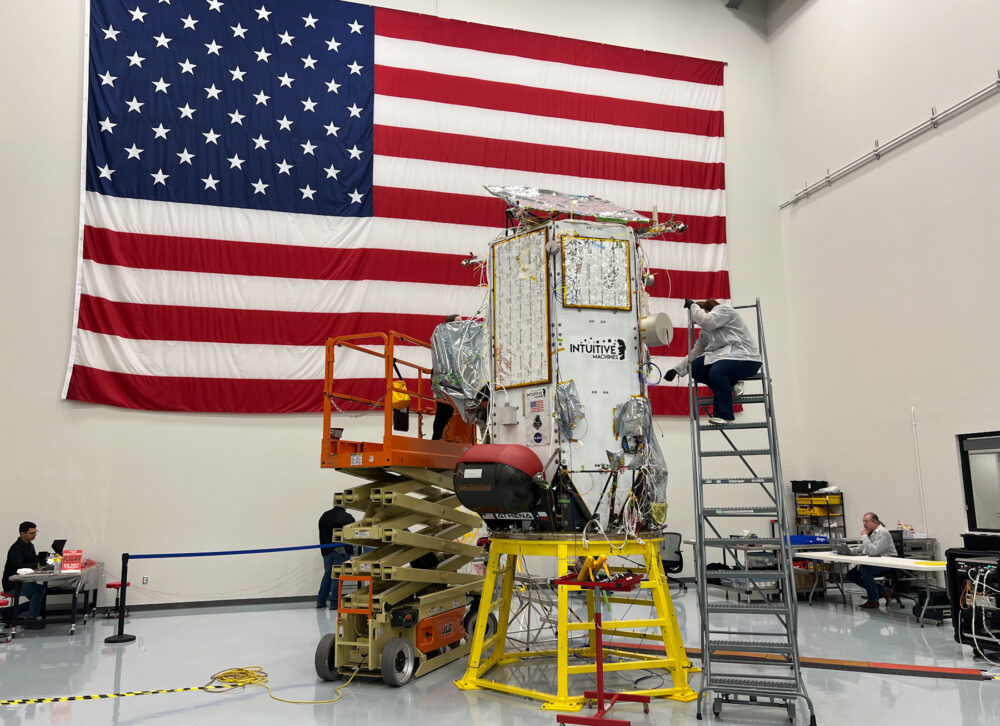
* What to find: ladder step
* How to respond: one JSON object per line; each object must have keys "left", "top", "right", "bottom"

{"left": 703, "top": 538, "right": 783, "bottom": 548}
{"left": 705, "top": 602, "right": 790, "bottom": 615}
{"left": 698, "top": 394, "right": 767, "bottom": 405}
{"left": 702, "top": 506, "right": 777, "bottom": 516}
{"left": 707, "top": 675, "right": 800, "bottom": 692}
{"left": 701, "top": 448, "right": 772, "bottom": 457}
{"left": 702, "top": 477, "right": 774, "bottom": 485}
{"left": 698, "top": 420, "right": 769, "bottom": 431}
{"left": 706, "top": 639, "right": 793, "bottom": 654}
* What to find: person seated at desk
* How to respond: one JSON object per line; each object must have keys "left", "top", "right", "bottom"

{"left": 2, "top": 521, "right": 45, "bottom": 629}
{"left": 844, "top": 512, "right": 897, "bottom": 610}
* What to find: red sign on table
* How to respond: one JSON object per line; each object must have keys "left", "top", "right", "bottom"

{"left": 61, "top": 549, "right": 83, "bottom": 573}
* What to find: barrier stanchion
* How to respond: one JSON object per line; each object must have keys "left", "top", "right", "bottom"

{"left": 98, "top": 543, "right": 329, "bottom": 645}
{"left": 104, "top": 553, "right": 135, "bottom": 644}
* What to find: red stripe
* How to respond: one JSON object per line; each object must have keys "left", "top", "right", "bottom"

{"left": 66, "top": 365, "right": 323, "bottom": 413}
{"left": 376, "top": 67, "right": 723, "bottom": 138}
{"left": 77, "top": 298, "right": 705, "bottom": 352}
{"left": 83, "top": 226, "right": 480, "bottom": 286}
{"left": 647, "top": 384, "right": 716, "bottom": 416}
{"left": 650, "top": 326, "right": 698, "bottom": 358}
{"left": 647, "top": 269, "right": 730, "bottom": 300}
{"left": 374, "top": 187, "right": 727, "bottom": 244}
{"left": 65, "top": 365, "right": 695, "bottom": 415}
{"left": 375, "top": 125, "right": 725, "bottom": 190}
{"left": 76, "top": 296, "right": 453, "bottom": 346}
{"left": 375, "top": 7, "right": 724, "bottom": 86}
{"left": 374, "top": 187, "right": 507, "bottom": 227}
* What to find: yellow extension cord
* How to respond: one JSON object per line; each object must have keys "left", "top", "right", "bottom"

{"left": 204, "top": 665, "right": 359, "bottom": 705}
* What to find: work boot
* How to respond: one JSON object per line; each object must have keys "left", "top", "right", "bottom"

{"left": 859, "top": 601, "right": 880, "bottom": 610}
{"left": 883, "top": 586, "right": 894, "bottom": 604}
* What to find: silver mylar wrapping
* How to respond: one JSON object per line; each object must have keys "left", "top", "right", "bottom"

{"left": 554, "top": 379, "right": 586, "bottom": 439}
{"left": 430, "top": 319, "right": 488, "bottom": 421}
{"left": 484, "top": 185, "right": 650, "bottom": 223}
{"left": 614, "top": 397, "right": 668, "bottom": 527}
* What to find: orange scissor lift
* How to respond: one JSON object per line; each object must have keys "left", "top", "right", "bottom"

{"left": 314, "top": 331, "right": 493, "bottom": 687}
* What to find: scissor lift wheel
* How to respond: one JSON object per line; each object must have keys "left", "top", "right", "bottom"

{"left": 463, "top": 608, "right": 497, "bottom": 642}
{"left": 381, "top": 637, "right": 417, "bottom": 686}
{"left": 315, "top": 633, "right": 341, "bottom": 682}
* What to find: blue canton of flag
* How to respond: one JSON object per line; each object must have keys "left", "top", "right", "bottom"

{"left": 86, "top": 0, "right": 374, "bottom": 217}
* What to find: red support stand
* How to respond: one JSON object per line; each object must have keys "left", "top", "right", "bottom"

{"left": 553, "top": 574, "right": 651, "bottom": 726}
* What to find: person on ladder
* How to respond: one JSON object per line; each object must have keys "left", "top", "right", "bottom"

{"left": 664, "top": 299, "right": 762, "bottom": 424}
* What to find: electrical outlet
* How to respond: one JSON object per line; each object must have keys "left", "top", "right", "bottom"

{"left": 142, "top": 576, "right": 149, "bottom": 585}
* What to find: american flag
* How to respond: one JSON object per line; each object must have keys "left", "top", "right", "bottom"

{"left": 64, "top": 0, "right": 726, "bottom": 415}
{"left": 529, "top": 399, "right": 545, "bottom": 414}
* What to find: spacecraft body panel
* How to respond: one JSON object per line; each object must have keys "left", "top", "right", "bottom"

{"left": 487, "top": 219, "right": 650, "bottom": 524}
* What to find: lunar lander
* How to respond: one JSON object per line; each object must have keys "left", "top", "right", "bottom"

{"left": 314, "top": 187, "right": 695, "bottom": 709}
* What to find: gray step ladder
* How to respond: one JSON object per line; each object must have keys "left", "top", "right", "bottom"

{"left": 687, "top": 299, "right": 816, "bottom": 725}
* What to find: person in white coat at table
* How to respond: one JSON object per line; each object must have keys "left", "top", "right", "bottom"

{"left": 664, "top": 299, "right": 761, "bottom": 424}
{"left": 845, "top": 512, "right": 897, "bottom": 609}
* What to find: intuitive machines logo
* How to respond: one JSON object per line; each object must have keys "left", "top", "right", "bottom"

{"left": 568, "top": 338, "right": 626, "bottom": 360}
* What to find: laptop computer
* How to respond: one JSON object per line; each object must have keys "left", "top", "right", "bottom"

{"left": 51, "top": 539, "right": 67, "bottom": 556}
{"left": 833, "top": 540, "right": 859, "bottom": 555}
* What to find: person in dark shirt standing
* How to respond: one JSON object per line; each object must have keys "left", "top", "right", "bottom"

{"left": 317, "top": 506, "right": 356, "bottom": 609}
{"left": 2, "top": 521, "right": 45, "bottom": 628}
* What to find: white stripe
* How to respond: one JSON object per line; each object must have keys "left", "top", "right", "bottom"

{"left": 79, "top": 254, "right": 705, "bottom": 324}
{"left": 639, "top": 241, "right": 728, "bottom": 273}
{"left": 84, "top": 195, "right": 726, "bottom": 267}
{"left": 374, "top": 156, "right": 726, "bottom": 218}
{"left": 74, "top": 329, "right": 432, "bottom": 380}
{"left": 375, "top": 36, "right": 724, "bottom": 112}
{"left": 85, "top": 192, "right": 373, "bottom": 249}
{"left": 84, "top": 192, "right": 503, "bottom": 254}
{"left": 80, "top": 260, "right": 487, "bottom": 315}
{"left": 375, "top": 95, "right": 725, "bottom": 165}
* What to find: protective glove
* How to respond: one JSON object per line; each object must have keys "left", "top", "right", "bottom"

{"left": 683, "top": 298, "right": 695, "bottom": 309}
{"left": 664, "top": 369, "right": 678, "bottom": 382}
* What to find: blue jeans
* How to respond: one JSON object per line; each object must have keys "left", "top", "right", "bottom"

{"left": 317, "top": 549, "right": 350, "bottom": 607}
{"left": 846, "top": 564, "right": 889, "bottom": 602}
{"left": 18, "top": 582, "right": 45, "bottom": 618}
{"left": 690, "top": 357, "right": 761, "bottom": 420}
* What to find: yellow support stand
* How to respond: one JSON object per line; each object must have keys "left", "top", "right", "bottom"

{"left": 455, "top": 534, "right": 698, "bottom": 711}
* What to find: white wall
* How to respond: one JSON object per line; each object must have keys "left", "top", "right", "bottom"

{"left": 768, "top": 0, "right": 1000, "bottom": 550}
{"left": 0, "top": 0, "right": 782, "bottom": 602}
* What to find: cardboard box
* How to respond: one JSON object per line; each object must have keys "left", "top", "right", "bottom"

{"left": 793, "top": 570, "right": 820, "bottom": 590}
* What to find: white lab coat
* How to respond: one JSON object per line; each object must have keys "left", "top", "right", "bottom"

{"left": 673, "top": 304, "right": 761, "bottom": 375}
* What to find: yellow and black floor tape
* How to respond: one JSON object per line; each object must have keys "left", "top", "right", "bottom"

{"left": 1, "top": 686, "right": 229, "bottom": 706}
{"left": 1, "top": 666, "right": 358, "bottom": 708}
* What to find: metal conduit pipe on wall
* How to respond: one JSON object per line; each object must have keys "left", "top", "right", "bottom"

{"left": 779, "top": 72, "right": 1000, "bottom": 209}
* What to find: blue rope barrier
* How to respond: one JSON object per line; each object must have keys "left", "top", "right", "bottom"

{"left": 129, "top": 543, "right": 339, "bottom": 560}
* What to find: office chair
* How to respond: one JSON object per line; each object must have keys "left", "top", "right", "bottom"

{"left": 878, "top": 530, "right": 907, "bottom": 609}
{"left": 660, "top": 532, "right": 688, "bottom": 594}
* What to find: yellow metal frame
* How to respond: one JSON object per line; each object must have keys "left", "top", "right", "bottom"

{"left": 455, "top": 536, "right": 698, "bottom": 711}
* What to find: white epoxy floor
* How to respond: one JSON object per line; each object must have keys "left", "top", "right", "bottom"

{"left": 2, "top": 585, "right": 999, "bottom": 725}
